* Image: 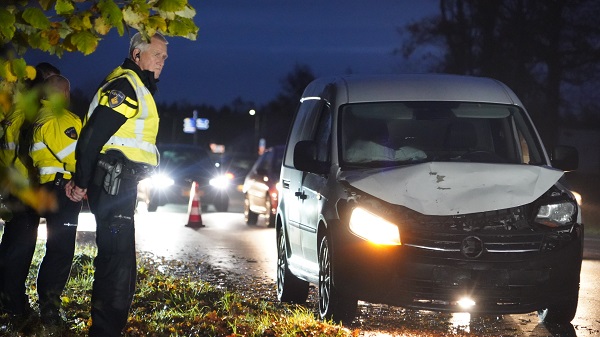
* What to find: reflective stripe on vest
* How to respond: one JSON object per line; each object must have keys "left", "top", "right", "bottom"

{"left": 31, "top": 141, "right": 76, "bottom": 162}
{"left": 39, "top": 166, "right": 71, "bottom": 176}
{"left": 1, "top": 142, "right": 16, "bottom": 150}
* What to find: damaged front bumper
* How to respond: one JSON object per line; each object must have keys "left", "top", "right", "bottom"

{"left": 333, "top": 208, "right": 583, "bottom": 315}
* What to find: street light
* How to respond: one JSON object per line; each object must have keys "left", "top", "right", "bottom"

{"left": 249, "top": 109, "right": 259, "bottom": 153}
{"left": 249, "top": 109, "right": 266, "bottom": 155}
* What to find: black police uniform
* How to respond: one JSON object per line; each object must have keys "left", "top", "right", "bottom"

{"left": 30, "top": 103, "right": 83, "bottom": 323}
{"left": 73, "top": 58, "right": 158, "bottom": 336}
{"left": 0, "top": 112, "right": 41, "bottom": 318}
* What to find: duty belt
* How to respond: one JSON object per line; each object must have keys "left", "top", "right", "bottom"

{"left": 97, "top": 159, "right": 153, "bottom": 180}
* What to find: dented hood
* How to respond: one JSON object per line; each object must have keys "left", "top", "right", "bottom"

{"left": 341, "top": 162, "right": 564, "bottom": 216}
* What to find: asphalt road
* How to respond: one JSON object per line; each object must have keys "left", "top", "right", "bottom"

{"left": 68, "top": 191, "right": 600, "bottom": 337}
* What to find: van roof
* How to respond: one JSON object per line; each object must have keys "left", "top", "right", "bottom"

{"left": 302, "top": 74, "right": 523, "bottom": 107}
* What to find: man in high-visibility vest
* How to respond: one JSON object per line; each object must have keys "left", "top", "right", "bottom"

{"left": 0, "top": 62, "right": 60, "bottom": 322}
{"left": 0, "top": 103, "right": 41, "bottom": 323}
{"left": 66, "top": 31, "right": 167, "bottom": 336}
{"left": 30, "top": 74, "right": 83, "bottom": 326}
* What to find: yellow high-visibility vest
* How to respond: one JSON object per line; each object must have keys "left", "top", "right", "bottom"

{"left": 0, "top": 109, "right": 31, "bottom": 180}
{"left": 30, "top": 100, "right": 82, "bottom": 184}
{"left": 86, "top": 67, "right": 159, "bottom": 166}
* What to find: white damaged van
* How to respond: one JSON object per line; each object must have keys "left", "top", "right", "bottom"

{"left": 276, "top": 74, "right": 582, "bottom": 324}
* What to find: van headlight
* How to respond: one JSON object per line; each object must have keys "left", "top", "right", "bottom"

{"left": 535, "top": 200, "right": 577, "bottom": 227}
{"left": 349, "top": 207, "right": 401, "bottom": 245}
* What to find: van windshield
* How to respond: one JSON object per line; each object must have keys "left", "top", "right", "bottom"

{"left": 340, "top": 101, "right": 544, "bottom": 168}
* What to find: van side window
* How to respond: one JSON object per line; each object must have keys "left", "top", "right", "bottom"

{"left": 314, "top": 104, "right": 332, "bottom": 162}
{"left": 284, "top": 99, "right": 326, "bottom": 167}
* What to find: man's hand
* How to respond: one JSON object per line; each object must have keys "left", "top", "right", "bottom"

{"left": 66, "top": 180, "right": 87, "bottom": 202}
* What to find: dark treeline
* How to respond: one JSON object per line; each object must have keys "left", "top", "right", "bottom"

{"left": 69, "top": 0, "right": 600, "bottom": 155}
{"left": 399, "top": 0, "right": 600, "bottom": 149}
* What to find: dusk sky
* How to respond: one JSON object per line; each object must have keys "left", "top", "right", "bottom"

{"left": 26, "top": 0, "right": 438, "bottom": 108}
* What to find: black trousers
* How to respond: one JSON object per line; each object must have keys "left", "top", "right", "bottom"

{"left": 87, "top": 176, "right": 138, "bottom": 337}
{"left": 0, "top": 195, "right": 40, "bottom": 315}
{"left": 37, "top": 181, "right": 82, "bottom": 317}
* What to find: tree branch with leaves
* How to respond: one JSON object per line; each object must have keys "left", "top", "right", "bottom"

{"left": 0, "top": 0, "right": 198, "bottom": 212}
{"left": 1, "top": 0, "right": 198, "bottom": 114}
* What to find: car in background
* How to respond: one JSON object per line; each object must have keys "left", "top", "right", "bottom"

{"left": 243, "top": 145, "right": 284, "bottom": 227}
{"left": 213, "top": 151, "right": 258, "bottom": 191}
{"left": 137, "top": 143, "right": 233, "bottom": 212}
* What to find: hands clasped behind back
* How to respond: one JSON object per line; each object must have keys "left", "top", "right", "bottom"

{"left": 65, "top": 180, "right": 86, "bottom": 202}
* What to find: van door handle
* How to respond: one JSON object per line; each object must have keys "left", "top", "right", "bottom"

{"left": 282, "top": 179, "right": 290, "bottom": 189}
{"left": 295, "top": 191, "right": 307, "bottom": 200}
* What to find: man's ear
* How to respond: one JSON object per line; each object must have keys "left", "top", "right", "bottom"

{"left": 133, "top": 49, "right": 141, "bottom": 61}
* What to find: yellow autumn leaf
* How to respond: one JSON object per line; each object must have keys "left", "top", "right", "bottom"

{"left": 0, "top": 92, "right": 12, "bottom": 116}
{"left": 18, "top": 187, "right": 58, "bottom": 213}
{"left": 70, "top": 30, "right": 98, "bottom": 55}
{"left": 175, "top": 5, "right": 196, "bottom": 19}
{"left": 122, "top": 6, "right": 146, "bottom": 26}
{"left": 55, "top": 0, "right": 75, "bottom": 15}
{"left": 25, "top": 65, "right": 36, "bottom": 80}
{"left": 148, "top": 15, "right": 167, "bottom": 34}
{"left": 93, "top": 16, "right": 111, "bottom": 35}
{"left": 46, "top": 28, "right": 61, "bottom": 45}
{"left": 2, "top": 62, "right": 17, "bottom": 82}
{"left": 81, "top": 11, "right": 93, "bottom": 30}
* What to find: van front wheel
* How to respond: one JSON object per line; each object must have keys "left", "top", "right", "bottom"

{"left": 318, "top": 235, "right": 357, "bottom": 324}
{"left": 537, "top": 287, "right": 579, "bottom": 324}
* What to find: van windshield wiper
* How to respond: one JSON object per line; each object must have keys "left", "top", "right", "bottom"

{"left": 343, "top": 158, "right": 431, "bottom": 169}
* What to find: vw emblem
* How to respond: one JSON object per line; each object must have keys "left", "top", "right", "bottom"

{"left": 461, "top": 236, "right": 484, "bottom": 259}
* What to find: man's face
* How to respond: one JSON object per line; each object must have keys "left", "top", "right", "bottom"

{"left": 136, "top": 36, "right": 168, "bottom": 79}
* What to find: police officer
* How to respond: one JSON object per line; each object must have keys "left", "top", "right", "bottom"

{"left": 0, "top": 99, "right": 41, "bottom": 322}
{"left": 66, "top": 31, "right": 168, "bottom": 336}
{"left": 30, "top": 74, "right": 82, "bottom": 325}
{"left": 0, "top": 62, "right": 60, "bottom": 321}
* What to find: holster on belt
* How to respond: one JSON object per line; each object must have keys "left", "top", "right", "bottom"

{"left": 98, "top": 159, "right": 122, "bottom": 196}
{"left": 96, "top": 153, "right": 155, "bottom": 196}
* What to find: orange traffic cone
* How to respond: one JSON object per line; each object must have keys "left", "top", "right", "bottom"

{"left": 186, "top": 181, "right": 204, "bottom": 227}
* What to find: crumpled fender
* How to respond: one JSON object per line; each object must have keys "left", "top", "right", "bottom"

{"left": 341, "top": 162, "right": 564, "bottom": 216}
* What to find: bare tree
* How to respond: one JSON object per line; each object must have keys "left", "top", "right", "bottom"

{"left": 399, "top": 0, "right": 600, "bottom": 148}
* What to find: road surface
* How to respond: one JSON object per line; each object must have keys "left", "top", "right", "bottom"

{"left": 66, "top": 192, "right": 600, "bottom": 337}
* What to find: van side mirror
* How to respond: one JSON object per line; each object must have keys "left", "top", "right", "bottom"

{"left": 293, "top": 140, "right": 329, "bottom": 174}
{"left": 551, "top": 145, "right": 578, "bottom": 172}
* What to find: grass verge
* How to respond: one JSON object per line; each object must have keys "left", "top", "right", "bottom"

{"left": 0, "top": 243, "right": 351, "bottom": 337}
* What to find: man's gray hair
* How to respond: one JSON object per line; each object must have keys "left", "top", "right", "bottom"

{"left": 129, "top": 32, "right": 168, "bottom": 59}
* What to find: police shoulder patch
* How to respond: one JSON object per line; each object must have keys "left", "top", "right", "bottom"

{"left": 64, "top": 127, "right": 78, "bottom": 140}
{"left": 108, "top": 90, "right": 126, "bottom": 108}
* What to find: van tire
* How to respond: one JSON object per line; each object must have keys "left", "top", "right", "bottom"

{"left": 277, "top": 228, "right": 309, "bottom": 303}
{"left": 537, "top": 287, "right": 579, "bottom": 324}
{"left": 318, "top": 235, "right": 357, "bottom": 324}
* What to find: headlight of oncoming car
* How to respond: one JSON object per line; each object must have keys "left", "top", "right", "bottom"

{"left": 150, "top": 173, "right": 174, "bottom": 188}
{"left": 535, "top": 200, "right": 577, "bottom": 227}
{"left": 349, "top": 207, "right": 401, "bottom": 245}
{"left": 209, "top": 172, "right": 234, "bottom": 189}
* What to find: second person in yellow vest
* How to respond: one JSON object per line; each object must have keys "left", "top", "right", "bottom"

{"left": 30, "top": 74, "right": 83, "bottom": 326}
